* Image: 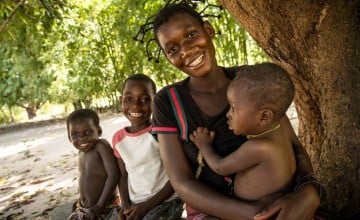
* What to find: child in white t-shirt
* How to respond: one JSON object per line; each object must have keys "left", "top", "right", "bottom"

{"left": 112, "top": 74, "right": 183, "bottom": 220}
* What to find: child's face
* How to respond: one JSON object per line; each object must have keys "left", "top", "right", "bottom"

{"left": 68, "top": 118, "right": 100, "bottom": 152}
{"left": 122, "top": 80, "right": 153, "bottom": 128}
{"left": 226, "top": 86, "right": 259, "bottom": 136}
{"left": 156, "top": 13, "right": 217, "bottom": 77}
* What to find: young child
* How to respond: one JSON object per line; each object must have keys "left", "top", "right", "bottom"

{"left": 112, "top": 73, "right": 183, "bottom": 220}
{"left": 190, "top": 63, "right": 297, "bottom": 212}
{"left": 66, "top": 109, "right": 120, "bottom": 220}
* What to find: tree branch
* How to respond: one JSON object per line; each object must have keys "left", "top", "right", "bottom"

{"left": 0, "top": 0, "right": 26, "bottom": 33}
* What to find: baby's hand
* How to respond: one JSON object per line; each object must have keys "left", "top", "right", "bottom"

{"left": 190, "top": 127, "right": 215, "bottom": 150}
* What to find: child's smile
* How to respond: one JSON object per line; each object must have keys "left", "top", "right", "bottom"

{"left": 129, "top": 112, "right": 144, "bottom": 118}
{"left": 77, "top": 142, "right": 94, "bottom": 152}
{"left": 69, "top": 119, "right": 100, "bottom": 152}
{"left": 122, "top": 80, "right": 153, "bottom": 132}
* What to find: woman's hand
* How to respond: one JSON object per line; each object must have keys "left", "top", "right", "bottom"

{"left": 254, "top": 184, "right": 320, "bottom": 220}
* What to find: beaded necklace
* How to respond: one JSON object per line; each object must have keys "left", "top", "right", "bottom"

{"left": 246, "top": 124, "right": 280, "bottom": 139}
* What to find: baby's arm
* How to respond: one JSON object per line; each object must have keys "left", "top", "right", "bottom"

{"left": 190, "top": 127, "right": 262, "bottom": 176}
{"left": 159, "top": 133, "right": 258, "bottom": 219}
{"left": 88, "top": 140, "right": 120, "bottom": 218}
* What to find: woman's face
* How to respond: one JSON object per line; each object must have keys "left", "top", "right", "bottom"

{"left": 156, "top": 13, "right": 217, "bottom": 77}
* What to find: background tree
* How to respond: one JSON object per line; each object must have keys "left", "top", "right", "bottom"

{"left": 1, "top": 0, "right": 267, "bottom": 122}
{"left": 0, "top": 0, "right": 62, "bottom": 119}
{"left": 219, "top": 0, "right": 360, "bottom": 219}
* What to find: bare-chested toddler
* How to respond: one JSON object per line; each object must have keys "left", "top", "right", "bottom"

{"left": 66, "top": 109, "right": 120, "bottom": 220}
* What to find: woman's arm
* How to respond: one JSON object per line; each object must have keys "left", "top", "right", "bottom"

{"left": 281, "top": 116, "right": 314, "bottom": 176}
{"left": 158, "top": 133, "right": 257, "bottom": 220}
{"left": 281, "top": 115, "right": 324, "bottom": 197}
{"left": 254, "top": 115, "right": 321, "bottom": 220}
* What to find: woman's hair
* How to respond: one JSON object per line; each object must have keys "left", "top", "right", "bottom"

{"left": 133, "top": 1, "right": 221, "bottom": 62}
{"left": 121, "top": 73, "right": 156, "bottom": 95}
{"left": 153, "top": 3, "right": 204, "bottom": 43}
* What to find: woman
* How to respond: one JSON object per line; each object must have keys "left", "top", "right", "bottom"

{"left": 150, "top": 2, "right": 322, "bottom": 219}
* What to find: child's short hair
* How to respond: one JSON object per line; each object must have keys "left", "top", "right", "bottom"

{"left": 153, "top": 3, "right": 204, "bottom": 43}
{"left": 66, "top": 109, "right": 101, "bottom": 136}
{"left": 232, "top": 63, "right": 295, "bottom": 120}
{"left": 121, "top": 73, "right": 156, "bottom": 95}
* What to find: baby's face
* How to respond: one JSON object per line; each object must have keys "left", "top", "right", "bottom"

{"left": 226, "top": 86, "right": 258, "bottom": 136}
{"left": 68, "top": 118, "right": 100, "bottom": 152}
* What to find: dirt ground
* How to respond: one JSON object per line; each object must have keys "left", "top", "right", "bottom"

{"left": 0, "top": 105, "right": 298, "bottom": 219}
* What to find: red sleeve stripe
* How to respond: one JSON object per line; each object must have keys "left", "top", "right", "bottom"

{"left": 167, "top": 87, "right": 188, "bottom": 141}
{"left": 152, "top": 127, "right": 178, "bottom": 132}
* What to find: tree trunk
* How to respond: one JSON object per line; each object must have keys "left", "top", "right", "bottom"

{"left": 25, "top": 106, "right": 37, "bottom": 119}
{"left": 219, "top": 0, "right": 360, "bottom": 219}
{"left": 72, "top": 100, "right": 83, "bottom": 110}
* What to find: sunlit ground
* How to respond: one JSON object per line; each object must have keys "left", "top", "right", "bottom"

{"left": 0, "top": 135, "right": 78, "bottom": 219}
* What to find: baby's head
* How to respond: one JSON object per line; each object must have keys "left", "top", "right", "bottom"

{"left": 66, "top": 109, "right": 102, "bottom": 152}
{"left": 121, "top": 74, "right": 156, "bottom": 127}
{"left": 227, "top": 63, "right": 295, "bottom": 135}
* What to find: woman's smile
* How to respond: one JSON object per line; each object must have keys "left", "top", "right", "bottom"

{"left": 129, "top": 112, "right": 143, "bottom": 118}
{"left": 186, "top": 53, "right": 204, "bottom": 68}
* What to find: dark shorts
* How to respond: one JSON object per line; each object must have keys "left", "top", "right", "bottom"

{"left": 67, "top": 195, "right": 120, "bottom": 220}
{"left": 143, "top": 197, "right": 184, "bottom": 220}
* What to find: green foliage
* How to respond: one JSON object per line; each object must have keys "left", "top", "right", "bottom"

{"left": 0, "top": 0, "right": 268, "bottom": 122}
{"left": 0, "top": 0, "right": 65, "bottom": 119}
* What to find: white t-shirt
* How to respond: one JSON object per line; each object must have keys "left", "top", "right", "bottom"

{"left": 112, "top": 125, "right": 175, "bottom": 204}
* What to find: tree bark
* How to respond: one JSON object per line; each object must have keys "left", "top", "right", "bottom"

{"left": 25, "top": 106, "right": 37, "bottom": 119}
{"left": 219, "top": 0, "right": 360, "bottom": 219}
